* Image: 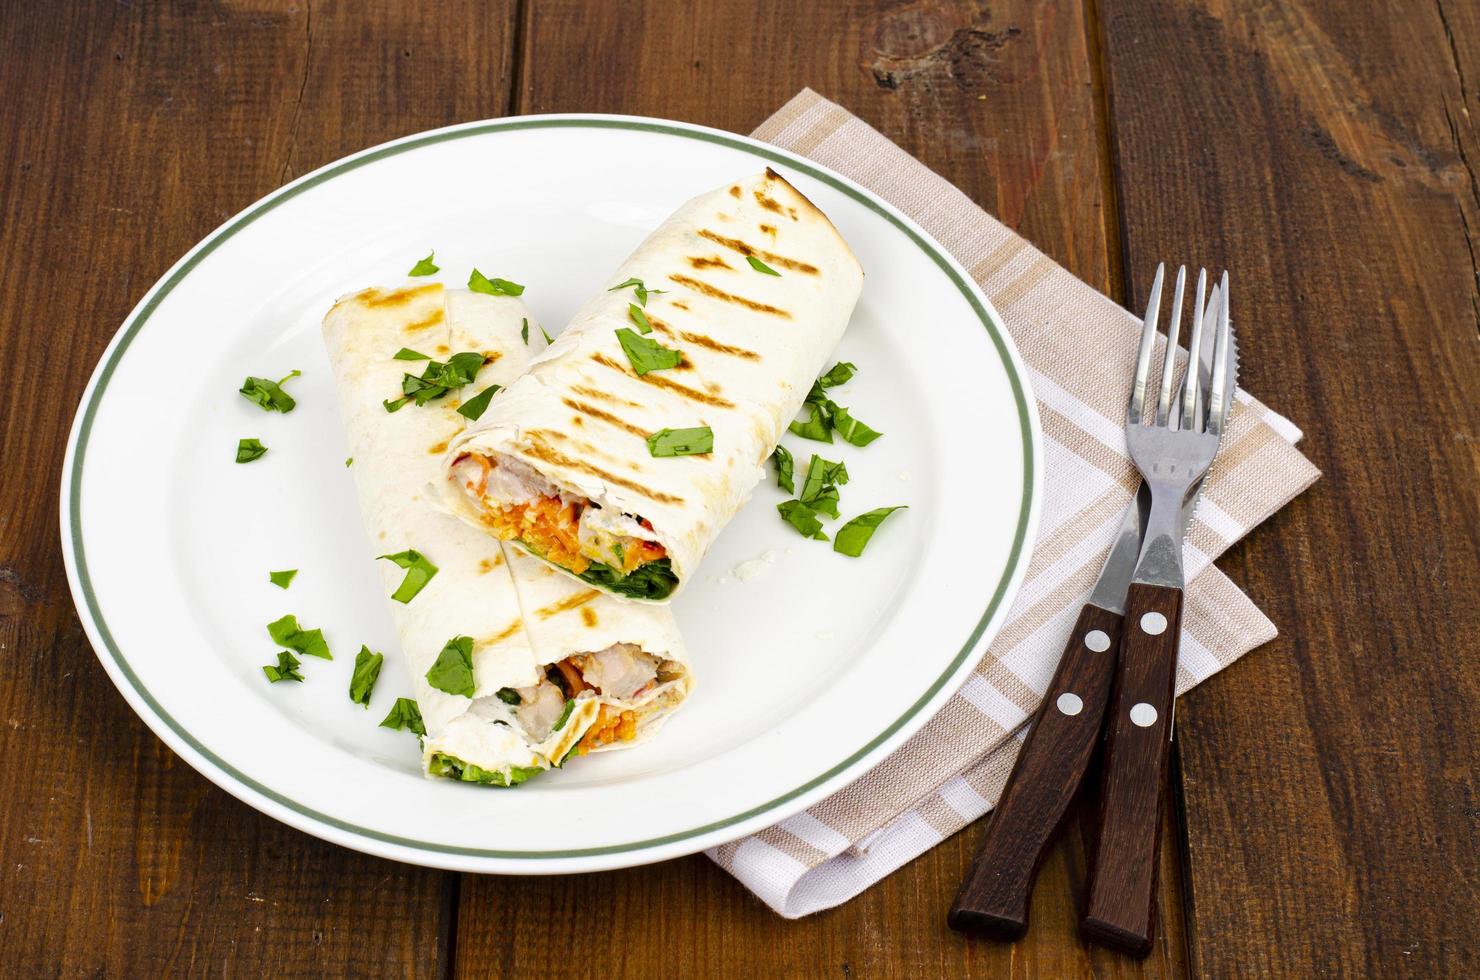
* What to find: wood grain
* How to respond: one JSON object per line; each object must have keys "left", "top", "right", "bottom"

{"left": 0, "top": 1, "right": 517, "bottom": 974}
{"left": 1099, "top": 0, "right": 1480, "bottom": 974}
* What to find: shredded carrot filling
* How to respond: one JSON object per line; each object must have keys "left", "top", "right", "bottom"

{"left": 580, "top": 705, "right": 640, "bottom": 750}
{"left": 481, "top": 497, "right": 591, "bottom": 573}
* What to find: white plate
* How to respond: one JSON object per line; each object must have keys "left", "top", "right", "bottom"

{"left": 61, "top": 115, "right": 1040, "bottom": 873}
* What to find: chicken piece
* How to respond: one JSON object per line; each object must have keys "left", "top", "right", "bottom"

{"left": 574, "top": 643, "right": 659, "bottom": 701}
{"left": 512, "top": 680, "right": 568, "bottom": 741}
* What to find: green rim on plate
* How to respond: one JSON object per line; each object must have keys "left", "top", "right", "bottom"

{"left": 64, "top": 116, "right": 1037, "bottom": 860}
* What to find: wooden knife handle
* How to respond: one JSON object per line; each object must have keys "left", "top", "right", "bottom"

{"left": 948, "top": 604, "right": 1123, "bottom": 939}
{"left": 1082, "top": 582, "right": 1183, "bottom": 956}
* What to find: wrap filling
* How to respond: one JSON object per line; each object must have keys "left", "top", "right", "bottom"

{"left": 451, "top": 453, "right": 679, "bottom": 599}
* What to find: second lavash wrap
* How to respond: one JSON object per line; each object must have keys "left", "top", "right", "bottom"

{"left": 439, "top": 170, "right": 864, "bottom": 601}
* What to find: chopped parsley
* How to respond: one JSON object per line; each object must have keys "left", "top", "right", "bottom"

{"left": 267, "top": 614, "right": 331, "bottom": 660}
{"left": 788, "top": 362, "right": 881, "bottom": 446}
{"left": 799, "top": 454, "right": 849, "bottom": 519}
{"left": 377, "top": 550, "right": 438, "bottom": 603}
{"left": 262, "top": 650, "right": 304, "bottom": 683}
{"left": 456, "top": 384, "right": 502, "bottom": 422}
{"left": 834, "top": 506, "right": 907, "bottom": 557}
{"left": 747, "top": 255, "right": 781, "bottom": 276}
{"left": 540, "top": 323, "right": 554, "bottom": 344}
{"left": 408, "top": 251, "right": 439, "bottom": 276}
{"left": 788, "top": 402, "right": 834, "bottom": 443}
{"left": 777, "top": 500, "right": 828, "bottom": 540}
{"left": 235, "top": 438, "right": 268, "bottom": 463}
{"left": 383, "top": 352, "right": 488, "bottom": 412}
{"left": 831, "top": 405, "right": 882, "bottom": 447}
{"left": 425, "top": 635, "right": 475, "bottom": 698}
{"left": 771, "top": 445, "right": 795, "bottom": 493}
{"left": 616, "top": 328, "right": 682, "bottom": 375}
{"left": 468, "top": 268, "right": 525, "bottom": 296}
{"left": 345, "top": 457, "right": 353, "bottom": 467}
{"left": 349, "top": 646, "right": 385, "bottom": 707}
{"left": 628, "top": 303, "right": 653, "bottom": 334}
{"left": 647, "top": 426, "right": 713, "bottom": 457}
{"left": 608, "top": 277, "right": 665, "bottom": 306}
{"left": 521, "top": 318, "right": 530, "bottom": 344}
{"left": 818, "top": 362, "right": 857, "bottom": 387}
{"left": 268, "top": 569, "right": 298, "bottom": 589}
{"left": 496, "top": 687, "right": 522, "bottom": 706}
{"left": 239, "top": 370, "right": 301, "bottom": 413}
{"left": 379, "top": 697, "right": 426, "bottom": 737}
{"left": 394, "top": 347, "right": 431, "bottom": 361}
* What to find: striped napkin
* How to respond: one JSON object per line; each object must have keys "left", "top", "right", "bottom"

{"left": 707, "top": 90, "right": 1321, "bottom": 918}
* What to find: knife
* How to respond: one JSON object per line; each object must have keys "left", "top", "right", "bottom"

{"left": 948, "top": 287, "right": 1227, "bottom": 939}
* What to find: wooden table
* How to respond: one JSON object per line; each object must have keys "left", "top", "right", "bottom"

{"left": 2, "top": 2, "right": 1475, "bottom": 975}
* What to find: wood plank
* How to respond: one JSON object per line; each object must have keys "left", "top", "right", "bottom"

{"left": 457, "top": 2, "right": 1184, "bottom": 975}
{"left": 0, "top": 2, "right": 517, "bottom": 974}
{"left": 1098, "top": 0, "right": 1480, "bottom": 975}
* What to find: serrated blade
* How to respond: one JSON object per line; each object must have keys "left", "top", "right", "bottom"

{"left": 1086, "top": 284, "right": 1227, "bottom": 614}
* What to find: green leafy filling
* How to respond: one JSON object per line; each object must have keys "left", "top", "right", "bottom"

{"left": 576, "top": 557, "right": 678, "bottom": 600}
{"left": 427, "top": 753, "right": 544, "bottom": 786}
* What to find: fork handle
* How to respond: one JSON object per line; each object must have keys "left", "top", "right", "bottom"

{"left": 1082, "top": 582, "right": 1183, "bottom": 956}
{"left": 948, "top": 603, "right": 1123, "bottom": 939}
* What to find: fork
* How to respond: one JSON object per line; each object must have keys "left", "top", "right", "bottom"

{"left": 1081, "top": 264, "right": 1235, "bottom": 956}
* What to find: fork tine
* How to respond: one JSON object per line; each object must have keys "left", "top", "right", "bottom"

{"left": 1128, "top": 263, "right": 1165, "bottom": 425}
{"left": 1155, "top": 265, "right": 1187, "bottom": 425}
{"left": 1181, "top": 270, "right": 1208, "bottom": 430}
{"left": 1207, "top": 272, "right": 1231, "bottom": 434}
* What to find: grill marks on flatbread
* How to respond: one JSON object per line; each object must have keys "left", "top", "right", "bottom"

{"left": 697, "top": 229, "right": 820, "bottom": 275}
{"left": 561, "top": 397, "right": 650, "bottom": 439}
{"left": 482, "top": 619, "right": 524, "bottom": 646}
{"left": 357, "top": 284, "right": 442, "bottom": 309}
{"left": 591, "top": 352, "right": 735, "bottom": 409}
{"left": 535, "top": 589, "right": 601, "bottom": 620}
{"left": 523, "top": 431, "right": 687, "bottom": 505}
{"left": 667, "top": 274, "right": 791, "bottom": 319}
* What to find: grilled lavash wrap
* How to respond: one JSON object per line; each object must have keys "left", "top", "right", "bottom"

{"left": 322, "top": 282, "right": 691, "bottom": 786}
{"left": 440, "top": 170, "right": 864, "bottom": 601}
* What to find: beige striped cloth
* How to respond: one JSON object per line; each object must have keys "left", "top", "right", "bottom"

{"left": 706, "top": 90, "right": 1321, "bottom": 918}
